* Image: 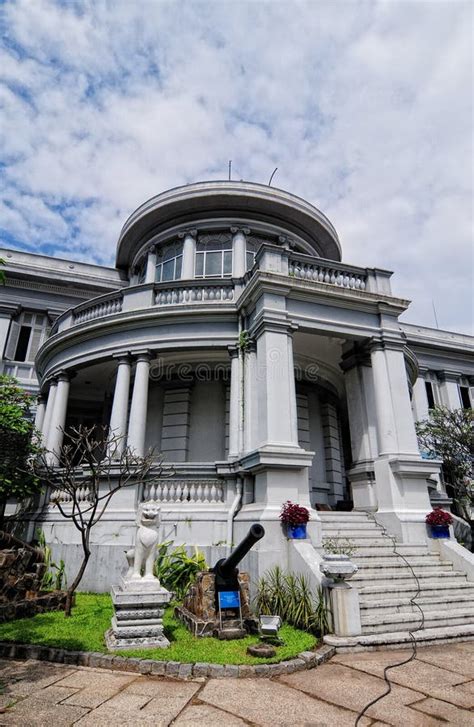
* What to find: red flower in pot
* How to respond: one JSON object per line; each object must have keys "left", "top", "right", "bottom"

{"left": 280, "top": 501, "right": 310, "bottom": 539}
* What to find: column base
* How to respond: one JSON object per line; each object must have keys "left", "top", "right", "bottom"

{"left": 348, "top": 462, "right": 377, "bottom": 511}
{"left": 373, "top": 456, "right": 441, "bottom": 543}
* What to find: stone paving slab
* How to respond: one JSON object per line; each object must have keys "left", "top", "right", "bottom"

{"left": 280, "top": 662, "right": 443, "bottom": 726}
{"left": 333, "top": 647, "right": 474, "bottom": 709}
{"left": 1, "top": 643, "right": 474, "bottom": 726}
{"left": 172, "top": 703, "right": 248, "bottom": 726}
{"left": 411, "top": 695, "right": 474, "bottom": 726}
{"left": 199, "top": 677, "right": 372, "bottom": 726}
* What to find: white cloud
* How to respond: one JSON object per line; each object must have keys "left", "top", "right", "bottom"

{"left": 0, "top": 0, "right": 472, "bottom": 332}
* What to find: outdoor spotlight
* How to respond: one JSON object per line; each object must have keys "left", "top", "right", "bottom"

{"left": 259, "top": 614, "right": 282, "bottom": 639}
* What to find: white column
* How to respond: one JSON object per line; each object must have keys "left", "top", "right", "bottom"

{"left": 41, "top": 379, "right": 58, "bottom": 446}
{"left": 144, "top": 247, "right": 157, "bottom": 284}
{"left": 412, "top": 375, "right": 429, "bottom": 422}
{"left": 127, "top": 352, "right": 151, "bottom": 456}
{"left": 243, "top": 341, "right": 259, "bottom": 452}
{"left": 181, "top": 230, "right": 196, "bottom": 279}
{"left": 232, "top": 228, "right": 247, "bottom": 278}
{"left": 256, "top": 324, "right": 299, "bottom": 448}
{"left": 438, "top": 371, "right": 462, "bottom": 410}
{"left": 228, "top": 346, "right": 241, "bottom": 457}
{"left": 108, "top": 355, "right": 132, "bottom": 457}
{"left": 370, "top": 340, "right": 434, "bottom": 542}
{"left": 0, "top": 308, "right": 12, "bottom": 365}
{"left": 34, "top": 395, "right": 47, "bottom": 432}
{"left": 46, "top": 372, "right": 70, "bottom": 465}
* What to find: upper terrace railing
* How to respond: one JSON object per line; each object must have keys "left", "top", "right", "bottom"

{"left": 288, "top": 252, "right": 367, "bottom": 290}
{"left": 49, "top": 246, "right": 391, "bottom": 336}
{"left": 154, "top": 279, "right": 235, "bottom": 306}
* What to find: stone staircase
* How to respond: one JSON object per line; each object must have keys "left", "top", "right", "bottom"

{"left": 319, "top": 511, "right": 474, "bottom": 649}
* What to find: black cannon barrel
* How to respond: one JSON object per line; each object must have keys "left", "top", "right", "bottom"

{"left": 214, "top": 523, "right": 265, "bottom": 579}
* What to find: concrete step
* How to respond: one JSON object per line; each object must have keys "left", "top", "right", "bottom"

{"left": 324, "top": 623, "right": 474, "bottom": 651}
{"left": 360, "top": 595, "right": 474, "bottom": 615}
{"left": 355, "top": 565, "right": 454, "bottom": 577}
{"left": 353, "top": 569, "right": 461, "bottom": 583}
{"left": 359, "top": 581, "right": 474, "bottom": 600}
{"left": 352, "top": 546, "right": 432, "bottom": 558}
{"left": 354, "top": 555, "right": 448, "bottom": 567}
{"left": 321, "top": 522, "right": 383, "bottom": 532}
{"left": 318, "top": 513, "right": 371, "bottom": 522}
{"left": 360, "top": 608, "right": 474, "bottom": 634}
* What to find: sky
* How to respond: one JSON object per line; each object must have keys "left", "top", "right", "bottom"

{"left": 0, "top": 0, "right": 472, "bottom": 333}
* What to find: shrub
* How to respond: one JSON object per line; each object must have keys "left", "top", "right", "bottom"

{"left": 279, "top": 500, "right": 310, "bottom": 526}
{"left": 255, "top": 566, "right": 331, "bottom": 636}
{"left": 425, "top": 508, "right": 453, "bottom": 526}
{"left": 154, "top": 542, "right": 207, "bottom": 600}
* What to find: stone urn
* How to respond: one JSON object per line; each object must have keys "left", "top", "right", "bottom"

{"left": 320, "top": 553, "right": 358, "bottom": 583}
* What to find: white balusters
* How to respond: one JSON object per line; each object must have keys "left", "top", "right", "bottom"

{"left": 140, "top": 479, "right": 225, "bottom": 505}
{"left": 288, "top": 257, "right": 367, "bottom": 291}
{"left": 154, "top": 283, "right": 234, "bottom": 307}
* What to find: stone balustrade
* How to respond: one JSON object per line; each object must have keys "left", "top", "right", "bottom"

{"left": 73, "top": 293, "right": 123, "bottom": 324}
{"left": 288, "top": 253, "right": 367, "bottom": 290}
{"left": 142, "top": 479, "right": 225, "bottom": 504}
{"left": 154, "top": 281, "right": 235, "bottom": 306}
{"left": 49, "top": 485, "right": 92, "bottom": 506}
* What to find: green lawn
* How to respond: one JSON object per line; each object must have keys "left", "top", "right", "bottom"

{"left": 0, "top": 593, "right": 317, "bottom": 665}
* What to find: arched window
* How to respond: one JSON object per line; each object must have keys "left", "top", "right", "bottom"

{"left": 156, "top": 242, "right": 183, "bottom": 282}
{"left": 195, "top": 233, "right": 232, "bottom": 278}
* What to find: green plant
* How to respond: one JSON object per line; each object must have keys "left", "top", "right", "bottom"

{"left": 322, "top": 537, "right": 357, "bottom": 558}
{"left": 416, "top": 407, "right": 473, "bottom": 522}
{"left": 313, "top": 586, "right": 331, "bottom": 636}
{"left": 37, "top": 530, "right": 67, "bottom": 591}
{"left": 237, "top": 329, "right": 250, "bottom": 351}
{"left": 0, "top": 375, "right": 42, "bottom": 527}
{"left": 154, "top": 542, "right": 207, "bottom": 600}
{"left": 254, "top": 567, "right": 332, "bottom": 636}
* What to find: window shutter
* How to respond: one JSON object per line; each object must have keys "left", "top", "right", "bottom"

{"left": 27, "top": 315, "right": 47, "bottom": 361}
{"left": 4, "top": 321, "right": 20, "bottom": 360}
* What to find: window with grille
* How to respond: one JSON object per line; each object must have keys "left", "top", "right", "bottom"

{"left": 195, "top": 234, "right": 232, "bottom": 278}
{"left": 4, "top": 312, "right": 50, "bottom": 362}
{"left": 155, "top": 242, "right": 183, "bottom": 282}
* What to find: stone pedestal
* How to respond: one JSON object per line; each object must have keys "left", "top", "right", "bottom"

{"left": 330, "top": 582, "right": 362, "bottom": 637}
{"left": 105, "top": 579, "right": 172, "bottom": 650}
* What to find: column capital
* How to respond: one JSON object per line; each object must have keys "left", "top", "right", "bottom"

{"left": 437, "top": 370, "right": 463, "bottom": 383}
{"left": 133, "top": 349, "right": 152, "bottom": 363}
{"left": 178, "top": 228, "right": 197, "bottom": 239}
{"left": 278, "top": 235, "right": 296, "bottom": 249}
{"left": 230, "top": 226, "right": 250, "bottom": 235}
{"left": 368, "top": 335, "right": 406, "bottom": 353}
{"left": 112, "top": 351, "right": 132, "bottom": 363}
{"left": 228, "top": 345, "right": 240, "bottom": 360}
{"left": 251, "top": 313, "right": 297, "bottom": 339}
{"left": 340, "top": 343, "right": 371, "bottom": 372}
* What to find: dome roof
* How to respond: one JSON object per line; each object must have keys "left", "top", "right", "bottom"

{"left": 116, "top": 181, "right": 341, "bottom": 268}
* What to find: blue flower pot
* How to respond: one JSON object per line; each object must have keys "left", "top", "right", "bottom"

{"left": 429, "top": 524, "right": 450, "bottom": 539}
{"left": 288, "top": 523, "right": 307, "bottom": 539}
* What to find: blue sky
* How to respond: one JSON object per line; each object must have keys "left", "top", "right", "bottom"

{"left": 0, "top": 0, "right": 472, "bottom": 333}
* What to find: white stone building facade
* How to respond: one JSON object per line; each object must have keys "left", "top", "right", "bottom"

{"left": 1, "top": 182, "right": 473, "bottom": 592}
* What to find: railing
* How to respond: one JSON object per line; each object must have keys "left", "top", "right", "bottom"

{"left": 73, "top": 292, "right": 123, "bottom": 325}
{"left": 142, "top": 479, "right": 225, "bottom": 504}
{"left": 288, "top": 253, "right": 367, "bottom": 290}
{"left": 154, "top": 280, "right": 235, "bottom": 306}
{"left": 48, "top": 485, "right": 92, "bottom": 506}
{"left": 2, "top": 362, "right": 37, "bottom": 381}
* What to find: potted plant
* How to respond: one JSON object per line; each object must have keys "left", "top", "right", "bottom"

{"left": 321, "top": 537, "right": 359, "bottom": 582}
{"left": 425, "top": 507, "right": 453, "bottom": 538}
{"left": 280, "top": 500, "right": 310, "bottom": 539}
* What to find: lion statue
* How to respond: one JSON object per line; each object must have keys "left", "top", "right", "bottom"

{"left": 125, "top": 501, "right": 161, "bottom": 583}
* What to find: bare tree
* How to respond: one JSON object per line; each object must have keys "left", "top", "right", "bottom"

{"left": 33, "top": 424, "right": 169, "bottom": 616}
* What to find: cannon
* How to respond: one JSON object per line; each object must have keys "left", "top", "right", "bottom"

{"left": 176, "top": 524, "right": 265, "bottom": 639}
{"left": 211, "top": 523, "right": 265, "bottom": 596}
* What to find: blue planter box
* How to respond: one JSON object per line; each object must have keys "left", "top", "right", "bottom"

{"left": 288, "top": 523, "right": 307, "bottom": 539}
{"left": 429, "top": 524, "right": 450, "bottom": 539}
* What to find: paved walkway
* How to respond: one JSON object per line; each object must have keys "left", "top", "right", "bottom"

{"left": 0, "top": 642, "right": 473, "bottom": 726}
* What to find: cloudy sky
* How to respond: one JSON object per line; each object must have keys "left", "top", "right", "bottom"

{"left": 0, "top": 0, "right": 472, "bottom": 333}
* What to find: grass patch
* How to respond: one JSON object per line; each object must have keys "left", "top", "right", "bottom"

{"left": 0, "top": 593, "right": 317, "bottom": 665}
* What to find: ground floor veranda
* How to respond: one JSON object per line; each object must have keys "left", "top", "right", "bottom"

{"left": 20, "top": 320, "right": 446, "bottom": 591}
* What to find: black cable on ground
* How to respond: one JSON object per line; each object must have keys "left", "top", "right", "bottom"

{"left": 354, "top": 513, "right": 426, "bottom": 726}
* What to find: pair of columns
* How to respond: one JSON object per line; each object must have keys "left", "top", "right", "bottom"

{"left": 108, "top": 352, "right": 151, "bottom": 458}
{"left": 142, "top": 228, "right": 249, "bottom": 284}
{"left": 38, "top": 372, "right": 70, "bottom": 465}
{"left": 344, "top": 339, "right": 436, "bottom": 541}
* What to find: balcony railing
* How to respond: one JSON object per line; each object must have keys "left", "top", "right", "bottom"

{"left": 288, "top": 252, "right": 367, "bottom": 290}
{"left": 73, "top": 292, "right": 123, "bottom": 325}
{"left": 142, "top": 478, "right": 225, "bottom": 504}
{"left": 154, "top": 279, "right": 235, "bottom": 306}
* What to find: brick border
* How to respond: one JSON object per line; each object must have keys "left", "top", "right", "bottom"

{"left": 0, "top": 640, "right": 335, "bottom": 678}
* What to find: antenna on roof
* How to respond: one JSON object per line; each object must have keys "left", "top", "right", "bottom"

{"left": 228, "top": 160, "right": 232, "bottom": 181}
{"left": 268, "top": 167, "right": 278, "bottom": 186}
{"left": 432, "top": 299, "right": 440, "bottom": 329}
